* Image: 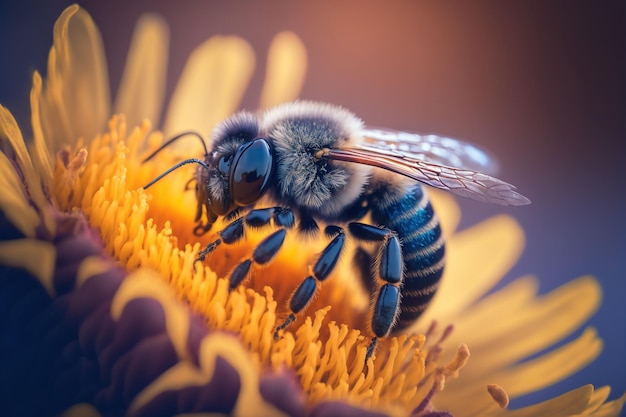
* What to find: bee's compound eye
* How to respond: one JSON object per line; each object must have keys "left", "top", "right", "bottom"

{"left": 230, "top": 138, "right": 273, "bottom": 206}
{"left": 218, "top": 155, "right": 232, "bottom": 176}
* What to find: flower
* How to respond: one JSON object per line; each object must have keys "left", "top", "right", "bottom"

{"left": 0, "top": 5, "right": 624, "bottom": 417}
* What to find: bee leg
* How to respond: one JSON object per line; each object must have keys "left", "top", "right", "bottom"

{"left": 274, "top": 226, "right": 346, "bottom": 340}
{"left": 229, "top": 228, "right": 287, "bottom": 290}
{"left": 196, "top": 207, "right": 296, "bottom": 289}
{"left": 243, "top": 206, "right": 295, "bottom": 229}
{"left": 195, "top": 206, "right": 295, "bottom": 263}
{"left": 195, "top": 217, "right": 245, "bottom": 264}
{"left": 349, "top": 222, "right": 403, "bottom": 367}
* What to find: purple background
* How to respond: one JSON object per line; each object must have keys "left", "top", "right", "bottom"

{"left": 2, "top": 0, "right": 624, "bottom": 412}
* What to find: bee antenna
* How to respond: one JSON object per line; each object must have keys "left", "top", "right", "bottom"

{"left": 143, "top": 158, "right": 210, "bottom": 190}
{"left": 142, "top": 131, "right": 210, "bottom": 163}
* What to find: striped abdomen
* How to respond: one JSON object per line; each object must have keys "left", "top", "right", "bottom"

{"left": 369, "top": 184, "right": 445, "bottom": 332}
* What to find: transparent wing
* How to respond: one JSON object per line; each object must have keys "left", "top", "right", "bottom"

{"left": 361, "top": 127, "right": 499, "bottom": 175}
{"left": 322, "top": 146, "right": 530, "bottom": 206}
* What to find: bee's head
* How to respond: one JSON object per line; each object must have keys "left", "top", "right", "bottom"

{"left": 195, "top": 112, "right": 273, "bottom": 232}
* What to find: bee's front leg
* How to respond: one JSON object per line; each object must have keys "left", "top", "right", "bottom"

{"left": 194, "top": 207, "right": 295, "bottom": 290}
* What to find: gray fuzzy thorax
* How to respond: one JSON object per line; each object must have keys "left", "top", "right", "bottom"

{"left": 262, "top": 101, "right": 371, "bottom": 220}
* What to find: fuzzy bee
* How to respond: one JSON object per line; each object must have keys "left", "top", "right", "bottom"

{"left": 143, "top": 101, "right": 530, "bottom": 362}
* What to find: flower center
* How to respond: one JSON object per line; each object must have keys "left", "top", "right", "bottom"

{"left": 51, "top": 116, "right": 467, "bottom": 415}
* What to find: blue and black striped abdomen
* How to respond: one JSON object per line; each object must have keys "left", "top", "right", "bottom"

{"left": 369, "top": 184, "right": 445, "bottom": 332}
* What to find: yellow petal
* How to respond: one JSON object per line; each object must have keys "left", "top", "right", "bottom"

{"left": 504, "top": 385, "right": 594, "bottom": 417}
{"left": 490, "top": 326, "right": 602, "bottom": 397}
{"left": 0, "top": 239, "right": 56, "bottom": 297}
{"left": 0, "top": 105, "right": 52, "bottom": 232}
{"left": 0, "top": 151, "right": 39, "bottom": 237}
{"left": 451, "top": 276, "right": 601, "bottom": 371}
{"left": 118, "top": 272, "right": 285, "bottom": 417}
{"left": 586, "top": 390, "right": 626, "bottom": 417}
{"left": 29, "top": 72, "right": 54, "bottom": 192}
{"left": 129, "top": 331, "right": 287, "bottom": 417}
{"left": 259, "top": 31, "right": 307, "bottom": 109}
{"left": 163, "top": 36, "right": 255, "bottom": 153}
{"left": 39, "top": 5, "right": 110, "bottom": 151}
{"left": 59, "top": 404, "right": 102, "bottom": 417}
{"left": 584, "top": 386, "right": 611, "bottom": 414}
{"left": 114, "top": 13, "right": 169, "bottom": 129}
{"left": 111, "top": 269, "right": 191, "bottom": 361}
{"left": 488, "top": 385, "right": 624, "bottom": 417}
{"left": 442, "top": 327, "right": 602, "bottom": 416}
{"left": 421, "top": 214, "right": 524, "bottom": 322}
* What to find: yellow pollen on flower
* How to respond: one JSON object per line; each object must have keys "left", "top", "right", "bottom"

{"left": 487, "top": 383, "right": 510, "bottom": 409}
{"left": 444, "top": 343, "right": 470, "bottom": 377}
{"left": 47, "top": 115, "right": 464, "bottom": 416}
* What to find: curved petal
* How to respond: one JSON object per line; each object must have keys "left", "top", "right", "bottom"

{"left": 38, "top": 5, "right": 110, "bottom": 150}
{"left": 584, "top": 386, "right": 612, "bottom": 414}
{"left": 447, "top": 326, "right": 602, "bottom": 414}
{"left": 501, "top": 385, "right": 593, "bottom": 417}
{"left": 437, "top": 277, "right": 605, "bottom": 415}
{"left": 0, "top": 154, "right": 39, "bottom": 236}
{"left": 0, "top": 206, "right": 299, "bottom": 416}
{"left": 60, "top": 404, "right": 103, "bottom": 417}
{"left": 0, "top": 105, "right": 51, "bottom": 232}
{"left": 29, "top": 72, "right": 54, "bottom": 190}
{"left": 163, "top": 36, "right": 255, "bottom": 153}
{"left": 490, "top": 326, "right": 602, "bottom": 397}
{"left": 589, "top": 391, "right": 626, "bottom": 417}
{"left": 111, "top": 272, "right": 286, "bottom": 417}
{"left": 259, "top": 31, "right": 308, "bottom": 109}
{"left": 451, "top": 276, "right": 602, "bottom": 371}
{"left": 0, "top": 239, "right": 56, "bottom": 295}
{"left": 491, "top": 385, "right": 624, "bottom": 417}
{"left": 114, "top": 13, "right": 169, "bottom": 130}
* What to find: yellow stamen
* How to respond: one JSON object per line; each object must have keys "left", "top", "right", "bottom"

{"left": 5, "top": 91, "right": 621, "bottom": 417}
{"left": 487, "top": 383, "right": 510, "bottom": 409}
{"left": 46, "top": 115, "right": 459, "bottom": 416}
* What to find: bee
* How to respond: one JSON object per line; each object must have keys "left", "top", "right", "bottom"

{"left": 143, "top": 101, "right": 530, "bottom": 363}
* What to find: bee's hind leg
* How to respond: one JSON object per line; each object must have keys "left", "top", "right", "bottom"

{"left": 274, "top": 225, "right": 346, "bottom": 340}
{"left": 348, "top": 222, "right": 403, "bottom": 368}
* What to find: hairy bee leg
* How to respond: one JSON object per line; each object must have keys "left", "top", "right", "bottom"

{"left": 194, "top": 239, "right": 222, "bottom": 267}
{"left": 195, "top": 206, "right": 296, "bottom": 290}
{"left": 252, "top": 228, "right": 288, "bottom": 263}
{"left": 274, "top": 313, "right": 296, "bottom": 339}
{"left": 195, "top": 217, "right": 244, "bottom": 264}
{"left": 366, "top": 337, "right": 378, "bottom": 364}
{"left": 349, "top": 222, "right": 403, "bottom": 366}
{"left": 274, "top": 226, "right": 346, "bottom": 340}
{"left": 195, "top": 206, "right": 295, "bottom": 264}
{"left": 229, "top": 228, "right": 287, "bottom": 290}
{"left": 227, "top": 207, "right": 294, "bottom": 289}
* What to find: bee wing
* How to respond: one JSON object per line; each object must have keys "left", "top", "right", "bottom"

{"left": 361, "top": 127, "right": 499, "bottom": 175}
{"left": 325, "top": 145, "right": 530, "bottom": 206}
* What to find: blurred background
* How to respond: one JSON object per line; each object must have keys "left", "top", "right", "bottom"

{"left": 1, "top": 0, "right": 624, "bottom": 411}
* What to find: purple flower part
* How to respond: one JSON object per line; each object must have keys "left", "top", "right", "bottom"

{"left": 0, "top": 209, "right": 246, "bottom": 416}
{"left": 309, "top": 401, "right": 390, "bottom": 417}
{"left": 259, "top": 368, "right": 306, "bottom": 417}
{"left": 131, "top": 355, "right": 241, "bottom": 417}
